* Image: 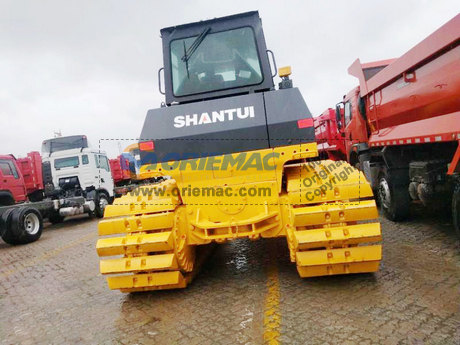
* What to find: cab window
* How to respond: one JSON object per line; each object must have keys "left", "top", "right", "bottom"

{"left": 82, "top": 155, "right": 89, "bottom": 165}
{"left": 54, "top": 156, "right": 79, "bottom": 169}
{"left": 344, "top": 101, "right": 353, "bottom": 126}
{"left": 95, "top": 155, "right": 110, "bottom": 172}
{"left": 100, "top": 156, "right": 110, "bottom": 172}
{"left": 170, "top": 27, "right": 263, "bottom": 96}
{"left": 0, "top": 160, "right": 19, "bottom": 179}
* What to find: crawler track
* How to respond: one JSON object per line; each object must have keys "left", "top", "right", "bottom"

{"left": 97, "top": 157, "right": 381, "bottom": 292}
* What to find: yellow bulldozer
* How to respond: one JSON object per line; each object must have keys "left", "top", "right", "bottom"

{"left": 96, "top": 11, "right": 382, "bottom": 293}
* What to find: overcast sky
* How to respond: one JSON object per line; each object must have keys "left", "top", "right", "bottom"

{"left": 1, "top": 0, "right": 459, "bottom": 158}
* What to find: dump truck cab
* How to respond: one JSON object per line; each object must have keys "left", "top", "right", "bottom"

{"left": 0, "top": 155, "right": 28, "bottom": 205}
{"left": 333, "top": 60, "right": 396, "bottom": 167}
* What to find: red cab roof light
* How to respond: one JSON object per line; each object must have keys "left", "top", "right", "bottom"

{"left": 297, "top": 118, "right": 314, "bottom": 129}
{"left": 139, "top": 141, "right": 155, "bottom": 151}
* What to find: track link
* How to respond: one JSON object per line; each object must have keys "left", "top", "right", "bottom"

{"left": 285, "top": 160, "right": 382, "bottom": 277}
{"left": 97, "top": 158, "right": 382, "bottom": 292}
{"left": 96, "top": 180, "right": 198, "bottom": 292}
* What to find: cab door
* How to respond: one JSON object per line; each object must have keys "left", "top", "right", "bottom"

{"left": 95, "top": 154, "right": 114, "bottom": 197}
{"left": 0, "top": 158, "right": 27, "bottom": 202}
{"left": 343, "top": 100, "right": 354, "bottom": 154}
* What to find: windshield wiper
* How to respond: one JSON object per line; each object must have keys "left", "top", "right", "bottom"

{"left": 183, "top": 41, "right": 190, "bottom": 79}
{"left": 181, "top": 27, "right": 211, "bottom": 63}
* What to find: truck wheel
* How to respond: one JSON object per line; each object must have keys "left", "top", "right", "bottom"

{"left": 0, "top": 208, "right": 15, "bottom": 244}
{"left": 2, "top": 207, "right": 43, "bottom": 245}
{"left": 378, "top": 167, "right": 410, "bottom": 222}
{"left": 49, "top": 214, "right": 65, "bottom": 224}
{"left": 453, "top": 181, "right": 460, "bottom": 237}
{"left": 95, "top": 191, "right": 109, "bottom": 218}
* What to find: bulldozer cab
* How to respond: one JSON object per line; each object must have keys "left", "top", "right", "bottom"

{"left": 161, "top": 11, "right": 275, "bottom": 105}
{"left": 139, "top": 10, "right": 315, "bottom": 164}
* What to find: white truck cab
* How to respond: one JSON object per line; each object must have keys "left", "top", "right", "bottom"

{"left": 41, "top": 135, "right": 114, "bottom": 218}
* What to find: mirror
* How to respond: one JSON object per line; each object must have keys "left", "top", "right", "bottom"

{"left": 335, "top": 103, "right": 343, "bottom": 130}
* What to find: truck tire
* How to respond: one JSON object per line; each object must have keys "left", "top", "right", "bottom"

{"left": 453, "top": 180, "right": 460, "bottom": 238}
{"left": 377, "top": 167, "right": 410, "bottom": 222}
{"left": 0, "top": 208, "right": 15, "bottom": 244}
{"left": 95, "top": 191, "right": 109, "bottom": 218}
{"left": 2, "top": 207, "right": 43, "bottom": 245}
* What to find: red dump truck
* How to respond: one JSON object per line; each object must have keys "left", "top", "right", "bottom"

{"left": 0, "top": 152, "right": 44, "bottom": 205}
{"left": 0, "top": 152, "right": 50, "bottom": 244}
{"left": 315, "top": 108, "right": 348, "bottom": 161}
{"left": 109, "top": 156, "right": 131, "bottom": 185}
{"left": 315, "top": 14, "right": 460, "bottom": 234}
{"left": 109, "top": 155, "right": 139, "bottom": 197}
{"left": 110, "top": 146, "right": 162, "bottom": 198}
{"left": 16, "top": 151, "right": 45, "bottom": 202}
